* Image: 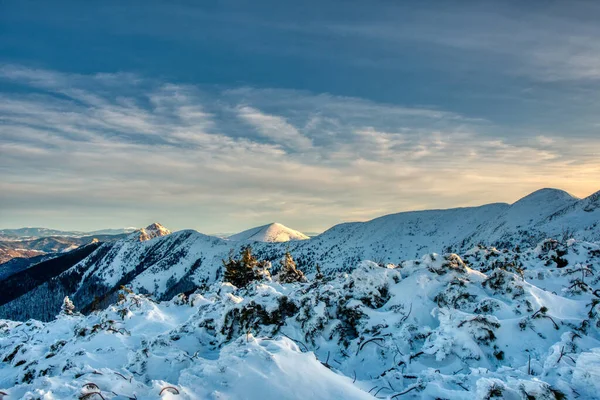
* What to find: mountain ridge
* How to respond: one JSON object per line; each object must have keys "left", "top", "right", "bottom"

{"left": 1, "top": 187, "right": 599, "bottom": 321}
{"left": 0, "top": 227, "right": 137, "bottom": 238}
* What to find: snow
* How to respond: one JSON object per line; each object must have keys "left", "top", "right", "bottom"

{"left": 228, "top": 223, "right": 309, "bottom": 242}
{"left": 2, "top": 238, "right": 600, "bottom": 399}
{"left": 5, "top": 188, "right": 600, "bottom": 324}
{"left": 132, "top": 223, "right": 172, "bottom": 242}
{"left": 2, "top": 188, "right": 600, "bottom": 398}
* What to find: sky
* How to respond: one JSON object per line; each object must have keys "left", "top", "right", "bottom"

{"left": 1, "top": 0, "right": 600, "bottom": 234}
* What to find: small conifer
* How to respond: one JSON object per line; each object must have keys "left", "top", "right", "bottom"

{"left": 61, "top": 296, "right": 76, "bottom": 315}
{"left": 277, "top": 252, "right": 307, "bottom": 283}
{"left": 223, "top": 246, "right": 271, "bottom": 287}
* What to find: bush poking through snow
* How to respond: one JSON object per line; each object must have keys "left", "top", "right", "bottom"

{"left": 223, "top": 246, "right": 271, "bottom": 288}
{"left": 60, "top": 296, "right": 76, "bottom": 316}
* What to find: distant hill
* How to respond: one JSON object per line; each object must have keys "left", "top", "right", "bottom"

{"left": 0, "top": 233, "right": 129, "bottom": 264}
{"left": 228, "top": 222, "right": 310, "bottom": 242}
{"left": 0, "top": 226, "right": 137, "bottom": 238}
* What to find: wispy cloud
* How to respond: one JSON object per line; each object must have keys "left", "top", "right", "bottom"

{"left": 237, "top": 105, "right": 313, "bottom": 151}
{"left": 0, "top": 65, "right": 599, "bottom": 232}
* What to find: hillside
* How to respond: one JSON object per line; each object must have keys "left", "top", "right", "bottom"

{"left": 0, "top": 254, "right": 56, "bottom": 281}
{"left": 0, "top": 233, "right": 129, "bottom": 264}
{"left": 1, "top": 239, "right": 599, "bottom": 399}
{"left": 1, "top": 188, "right": 599, "bottom": 322}
{"left": 228, "top": 222, "right": 310, "bottom": 242}
{"left": 0, "top": 243, "right": 103, "bottom": 312}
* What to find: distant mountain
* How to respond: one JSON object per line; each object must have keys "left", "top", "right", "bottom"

{"left": 2, "top": 188, "right": 599, "bottom": 321}
{"left": 0, "top": 227, "right": 84, "bottom": 238}
{"left": 0, "top": 233, "right": 129, "bottom": 264}
{"left": 0, "top": 226, "right": 137, "bottom": 264}
{"left": 0, "top": 226, "right": 137, "bottom": 238}
{"left": 133, "top": 222, "right": 171, "bottom": 241}
{"left": 85, "top": 227, "right": 138, "bottom": 236}
{"left": 228, "top": 222, "right": 310, "bottom": 242}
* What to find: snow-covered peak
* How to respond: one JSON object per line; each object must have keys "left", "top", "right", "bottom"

{"left": 512, "top": 188, "right": 578, "bottom": 205}
{"left": 145, "top": 222, "right": 170, "bottom": 235}
{"left": 131, "top": 222, "right": 171, "bottom": 241}
{"left": 228, "top": 222, "right": 309, "bottom": 242}
{"left": 499, "top": 188, "right": 578, "bottom": 228}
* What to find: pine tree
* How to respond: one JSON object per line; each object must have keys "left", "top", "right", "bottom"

{"left": 276, "top": 252, "right": 307, "bottom": 283}
{"left": 315, "top": 264, "right": 324, "bottom": 280}
{"left": 223, "top": 246, "right": 271, "bottom": 288}
{"left": 60, "top": 296, "right": 75, "bottom": 315}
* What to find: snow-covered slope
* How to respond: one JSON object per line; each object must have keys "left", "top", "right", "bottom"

{"left": 228, "top": 222, "right": 310, "bottom": 242}
{"left": 473, "top": 188, "right": 581, "bottom": 246}
{"left": 1, "top": 239, "right": 599, "bottom": 399}
{"left": 2, "top": 188, "right": 599, "bottom": 322}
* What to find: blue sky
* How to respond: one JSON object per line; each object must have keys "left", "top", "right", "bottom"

{"left": 1, "top": 1, "right": 599, "bottom": 233}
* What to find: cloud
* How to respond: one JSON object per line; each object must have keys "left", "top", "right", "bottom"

{"left": 236, "top": 105, "right": 313, "bottom": 151}
{"left": 0, "top": 65, "right": 599, "bottom": 232}
{"left": 321, "top": 2, "right": 600, "bottom": 82}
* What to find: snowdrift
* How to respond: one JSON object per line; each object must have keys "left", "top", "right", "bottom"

{"left": 1, "top": 238, "right": 599, "bottom": 399}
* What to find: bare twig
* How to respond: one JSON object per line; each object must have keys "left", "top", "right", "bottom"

{"left": 114, "top": 372, "right": 132, "bottom": 382}
{"left": 542, "top": 315, "right": 560, "bottom": 330}
{"left": 390, "top": 384, "right": 420, "bottom": 398}
{"left": 280, "top": 333, "right": 309, "bottom": 352}
{"left": 400, "top": 303, "right": 413, "bottom": 324}
{"left": 79, "top": 392, "right": 106, "bottom": 400}
{"left": 111, "top": 391, "right": 137, "bottom": 400}
{"left": 159, "top": 386, "right": 180, "bottom": 395}
{"left": 182, "top": 351, "right": 199, "bottom": 361}
{"left": 374, "top": 386, "right": 393, "bottom": 397}
{"left": 320, "top": 351, "right": 332, "bottom": 369}
{"left": 82, "top": 383, "right": 100, "bottom": 391}
{"left": 356, "top": 337, "right": 385, "bottom": 355}
{"left": 409, "top": 351, "right": 423, "bottom": 363}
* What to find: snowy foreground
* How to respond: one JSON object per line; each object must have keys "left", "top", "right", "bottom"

{"left": 1, "top": 239, "right": 600, "bottom": 399}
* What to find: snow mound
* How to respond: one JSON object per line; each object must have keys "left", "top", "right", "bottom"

{"left": 228, "top": 222, "right": 309, "bottom": 242}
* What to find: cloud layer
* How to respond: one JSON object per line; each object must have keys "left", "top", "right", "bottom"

{"left": 0, "top": 65, "right": 599, "bottom": 233}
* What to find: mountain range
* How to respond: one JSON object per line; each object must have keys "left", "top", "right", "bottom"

{"left": 0, "top": 187, "right": 598, "bottom": 322}
{"left": 2, "top": 216, "right": 600, "bottom": 399}
{"left": 0, "top": 233, "right": 130, "bottom": 265}
{"left": 1, "top": 187, "right": 600, "bottom": 399}
{"left": 0, "top": 227, "right": 137, "bottom": 239}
